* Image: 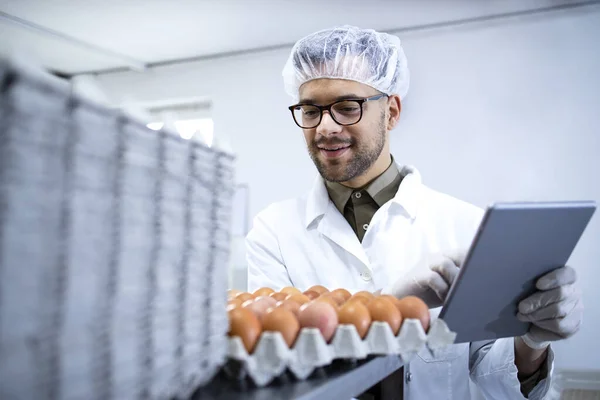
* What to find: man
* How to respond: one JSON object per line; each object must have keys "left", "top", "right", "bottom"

{"left": 246, "top": 25, "right": 582, "bottom": 399}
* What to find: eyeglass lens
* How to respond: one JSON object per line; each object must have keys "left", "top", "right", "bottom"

{"left": 293, "top": 100, "right": 362, "bottom": 128}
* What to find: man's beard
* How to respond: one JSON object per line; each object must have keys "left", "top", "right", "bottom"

{"left": 308, "top": 117, "right": 386, "bottom": 183}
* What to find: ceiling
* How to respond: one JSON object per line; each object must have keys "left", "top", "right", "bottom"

{"left": 0, "top": 0, "right": 597, "bottom": 76}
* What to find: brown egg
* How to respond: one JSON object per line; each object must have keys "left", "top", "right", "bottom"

{"left": 269, "top": 292, "right": 288, "bottom": 302}
{"left": 227, "top": 297, "right": 243, "bottom": 308}
{"left": 378, "top": 295, "right": 403, "bottom": 314}
{"left": 228, "top": 307, "right": 262, "bottom": 353}
{"left": 397, "top": 296, "right": 430, "bottom": 332}
{"left": 346, "top": 296, "right": 371, "bottom": 306}
{"left": 331, "top": 288, "right": 352, "bottom": 303}
{"left": 338, "top": 301, "right": 372, "bottom": 339}
{"left": 308, "top": 285, "right": 329, "bottom": 295}
{"left": 254, "top": 295, "right": 278, "bottom": 307}
{"left": 235, "top": 292, "right": 254, "bottom": 303}
{"left": 302, "top": 290, "right": 321, "bottom": 300}
{"left": 367, "top": 297, "right": 402, "bottom": 335}
{"left": 280, "top": 286, "right": 302, "bottom": 296}
{"left": 319, "top": 292, "right": 345, "bottom": 306}
{"left": 286, "top": 293, "right": 311, "bottom": 305}
{"left": 314, "top": 295, "right": 339, "bottom": 309}
{"left": 353, "top": 291, "right": 375, "bottom": 300}
{"left": 242, "top": 298, "right": 272, "bottom": 321}
{"left": 262, "top": 307, "right": 301, "bottom": 347}
{"left": 298, "top": 301, "right": 339, "bottom": 342}
{"left": 253, "top": 287, "right": 275, "bottom": 297}
{"left": 275, "top": 299, "right": 302, "bottom": 316}
{"left": 227, "top": 289, "right": 242, "bottom": 299}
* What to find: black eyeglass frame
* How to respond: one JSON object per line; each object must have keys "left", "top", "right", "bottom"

{"left": 288, "top": 94, "right": 388, "bottom": 129}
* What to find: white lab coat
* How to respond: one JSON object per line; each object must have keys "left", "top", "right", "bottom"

{"left": 246, "top": 164, "right": 554, "bottom": 399}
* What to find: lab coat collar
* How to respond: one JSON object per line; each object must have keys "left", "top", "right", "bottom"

{"left": 304, "top": 163, "right": 422, "bottom": 228}
{"left": 305, "top": 174, "right": 331, "bottom": 229}
{"left": 389, "top": 164, "right": 422, "bottom": 219}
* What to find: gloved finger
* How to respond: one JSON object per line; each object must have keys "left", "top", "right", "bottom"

{"left": 381, "top": 270, "right": 434, "bottom": 298}
{"left": 431, "top": 258, "right": 460, "bottom": 287}
{"left": 517, "top": 297, "right": 579, "bottom": 322}
{"left": 536, "top": 266, "right": 577, "bottom": 291}
{"left": 427, "top": 272, "right": 450, "bottom": 301}
{"left": 518, "top": 284, "right": 577, "bottom": 315}
{"left": 444, "top": 249, "right": 467, "bottom": 267}
{"left": 520, "top": 312, "right": 582, "bottom": 338}
{"left": 411, "top": 275, "right": 431, "bottom": 290}
{"left": 526, "top": 325, "right": 567, "bottom": 343}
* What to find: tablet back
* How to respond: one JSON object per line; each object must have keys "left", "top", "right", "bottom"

{"left": 439, "top": 201, "right": 596, "bottom": 344}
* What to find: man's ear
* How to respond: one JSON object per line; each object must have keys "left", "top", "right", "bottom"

{"left": 387, "top": 95, "right": 402, "bottom": 131}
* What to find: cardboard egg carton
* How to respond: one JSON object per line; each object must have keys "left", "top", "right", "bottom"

{"left": 224, "top": 317, "right": 456, "bottom": 387}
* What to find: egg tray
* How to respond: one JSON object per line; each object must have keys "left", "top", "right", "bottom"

{"left": 223, "top": 317, "right": 456, "bottom": 387}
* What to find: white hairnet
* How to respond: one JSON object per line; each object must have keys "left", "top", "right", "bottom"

{"left": 282, "top": 25, "right": 409, "bottom": 101}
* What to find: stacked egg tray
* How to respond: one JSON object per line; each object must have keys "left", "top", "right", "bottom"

{"left": 0, "top": 57, "right": 235, "bottom": 400}
{"left": 224, "top": 317, "right": 457, "bottom": 387}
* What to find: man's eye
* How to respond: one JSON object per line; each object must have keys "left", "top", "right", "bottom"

{"left": 335, "top": 106, "right": 360, "bottom": 114}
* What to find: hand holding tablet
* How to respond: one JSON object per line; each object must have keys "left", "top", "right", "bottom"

{"left": 439, "top": 201, "right": 596, "bottom": 344}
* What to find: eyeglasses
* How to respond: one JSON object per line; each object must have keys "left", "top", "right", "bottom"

{"left": 288, "top": 94, "right": 388, "bottom": 129}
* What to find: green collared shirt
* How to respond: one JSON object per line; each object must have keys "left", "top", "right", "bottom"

{"left": 325, "top": 158, "right": 402, "bottom": 242}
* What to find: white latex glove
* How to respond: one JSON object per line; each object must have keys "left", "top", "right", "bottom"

{"left": 381, "top": 252, "right": 464, "bottom": 309}
{"left": 517, "top": 266, "right": 583, "bottom": 349}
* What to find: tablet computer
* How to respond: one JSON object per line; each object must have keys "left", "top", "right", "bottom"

{"left": 438, "top": 200, "right": 596, "bottom": 344}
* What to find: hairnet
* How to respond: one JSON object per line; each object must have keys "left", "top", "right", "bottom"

{"left": 282, "top": 25, "right": 410, "bottom": 101}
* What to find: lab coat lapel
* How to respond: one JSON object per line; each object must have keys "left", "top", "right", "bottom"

{"left": 305, "top": 175, "right": 370, "bottom": 268}
{"left": 319, "top": 204, "right": 371, "bottom": 268}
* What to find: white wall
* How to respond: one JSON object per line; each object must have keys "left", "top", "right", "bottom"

{"left": 96, "top": 6, "right": 600, "bottom": 371}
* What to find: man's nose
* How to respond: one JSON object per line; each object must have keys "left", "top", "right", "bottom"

{"left": 316, "top": 111, "right": 342, "bottom": 136}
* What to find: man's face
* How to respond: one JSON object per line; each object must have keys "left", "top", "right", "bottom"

{"left": 298, "top": 79, "right": 388, "bottom": 183}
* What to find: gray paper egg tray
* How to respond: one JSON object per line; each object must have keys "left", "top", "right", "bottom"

{"left": 0, "top": 57, "right": 235, "bottom": 400}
